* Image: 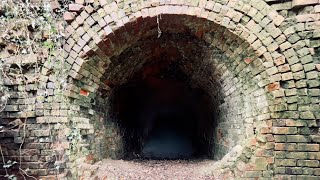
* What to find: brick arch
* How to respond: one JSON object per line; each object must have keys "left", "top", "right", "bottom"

{"left": 61, "top": 1, "right": 316, "bottom": 178}
{"left": 65, "top": 1, "right": 288, "bottom": 83}
{"left": 64, "top": 1, "right": 289, "bottom": 102}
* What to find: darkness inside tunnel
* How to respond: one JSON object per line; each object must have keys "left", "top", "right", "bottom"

{"left": 109, "top": 59, "right": 216, "bottom": 160}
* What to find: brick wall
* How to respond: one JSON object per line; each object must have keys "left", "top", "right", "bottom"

{"left": 0, "top": 0, "right": 319, "bottom": 179}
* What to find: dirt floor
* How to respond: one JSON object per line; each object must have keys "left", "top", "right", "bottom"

{"left": 78, "top": 158, "right": 232, "bottom": 180}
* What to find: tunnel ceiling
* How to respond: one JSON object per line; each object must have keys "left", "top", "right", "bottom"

{"left": 102, "top": 34, "right": 225, "bottom": 94}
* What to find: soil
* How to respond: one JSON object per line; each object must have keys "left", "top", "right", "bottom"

{"left": 78, "top": 158, "right": 228, "bottom": 180}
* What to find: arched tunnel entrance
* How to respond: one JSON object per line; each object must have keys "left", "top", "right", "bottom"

{"left": 71, "top": 11, "right": 273, "bottom": 179}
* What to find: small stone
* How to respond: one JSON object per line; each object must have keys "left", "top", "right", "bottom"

{"left": 47, "top": 82, "right": 55, "bottom": 89}
{"left": 7, "top": 44, "right": 17, "bottom": 54}
{"left": 42, "top": 31, "right": 50, "bottom": 40}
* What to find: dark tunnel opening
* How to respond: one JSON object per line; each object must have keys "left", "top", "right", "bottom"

{"left": 109, "top": 60, "right": 216, "bottom": 160}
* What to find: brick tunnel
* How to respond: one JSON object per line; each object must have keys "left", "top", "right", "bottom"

{"left": 108, "top": 35, "right": 224, "bottom": 160}
{"left": 79, "top": 14, "right": 270, "bottom": 163}
{"left": 1, "top": 0, "right": 320, "bottom": 179}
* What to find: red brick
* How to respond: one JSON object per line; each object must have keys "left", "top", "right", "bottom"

{"left": 292, "top": 0, "right": 319, "bottom": 7}
{"left": 69, "top": 4, "right": 84, "bottom": 12}
{"left": 260, "top": 127, "right": 272, "bottom": 134}
{"left": 274, "top": 143, "right": 286, "bottom": 151}
{"left": 80, "top": 89, "right": 89, "bottom": 96}
{"left": 86, "top": 153, "right": 94, "bottom": 164}
{"left": 244, "top": 58, "right": 253, "bottom": 64}
{"left": 64, "top": 12, "right": 76, "bottom": 21}
{"left": 266, "top": 134, "right": 275, "bottom": 142}
{"left": 267, "top": 82, "right": 280, "bottom": 92}
{"left": 285, "top": 119, "right": 306, "bottom": 127}
{"left": 274, "top": 55, "right": 286, "bottom": 66}
{"left": 278, "top": 64, "right": 290, "bottom": 72}
{"left": 50, "top": 0, "right": 60, "bottom": 10}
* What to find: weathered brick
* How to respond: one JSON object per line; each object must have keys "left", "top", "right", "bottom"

{"left": 273, "top": 127, "right": 297, "bottom": 134}
{"left": 291, "top": 64, "right": 303, "bottom": 72}
{"left": 285, "top": 167, "right": 303, "bottom": 174}
{"left": 286, "top": 152, "right": 308, "bottom": 159}
{"left": 267, "top": 82, "right": 280, "bottom": 92}
{"left": 310, "top": 135, "right": 320, "bottom": 143}
{"left": 297, "top": 144, "right": 319, "bottom": 152}
{"left": 286, "top": 135, "right": 310, "bottom": 143}
{"left": 274, "top": 55, "right": 286, "bottom": 66}
{"left": 278, "top": 64, "right": 291, "bottom": 73}
{"left": 243, "top": 171, "right": 262, "bottom": 178}
{"left": 296, "top": 175, "right": 319, "bottom": 180}
{"left": 297, "top": 160, "right": 319, "bottom": 167}
{"left": 314, "top": 168, "right": 320, "bottom": 175}
{"left": 275, "top": 135, "right": 287, "bottom": 142}
{"left": 285, "top": 119, "right": 307, "bottom": 127}
{"left": 282, "top": 72, "right": 294, "bottom": 81}
{"left": 275, "top": 167, "right": 286, "bottom": 174}
{"left": 292, "top": 0, "right": 319, "bottom": 8}
{"left": 272, "top": 89, "right": 285, "bottom": 97}
{"left": 275, "top": 159, "right": 296, "bottom": 167}
{"left": 300, "top": 111, "right": 315, "bottom": 119}
{"left": 69, "top": 4, "right": 84, "bottom": 12}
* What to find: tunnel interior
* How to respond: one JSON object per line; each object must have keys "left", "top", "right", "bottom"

{"left": 110, "top": 61, "right": 215, "bottom": 160}
{"left": 97, "top": 33, "right": 254, "bottom": 161}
